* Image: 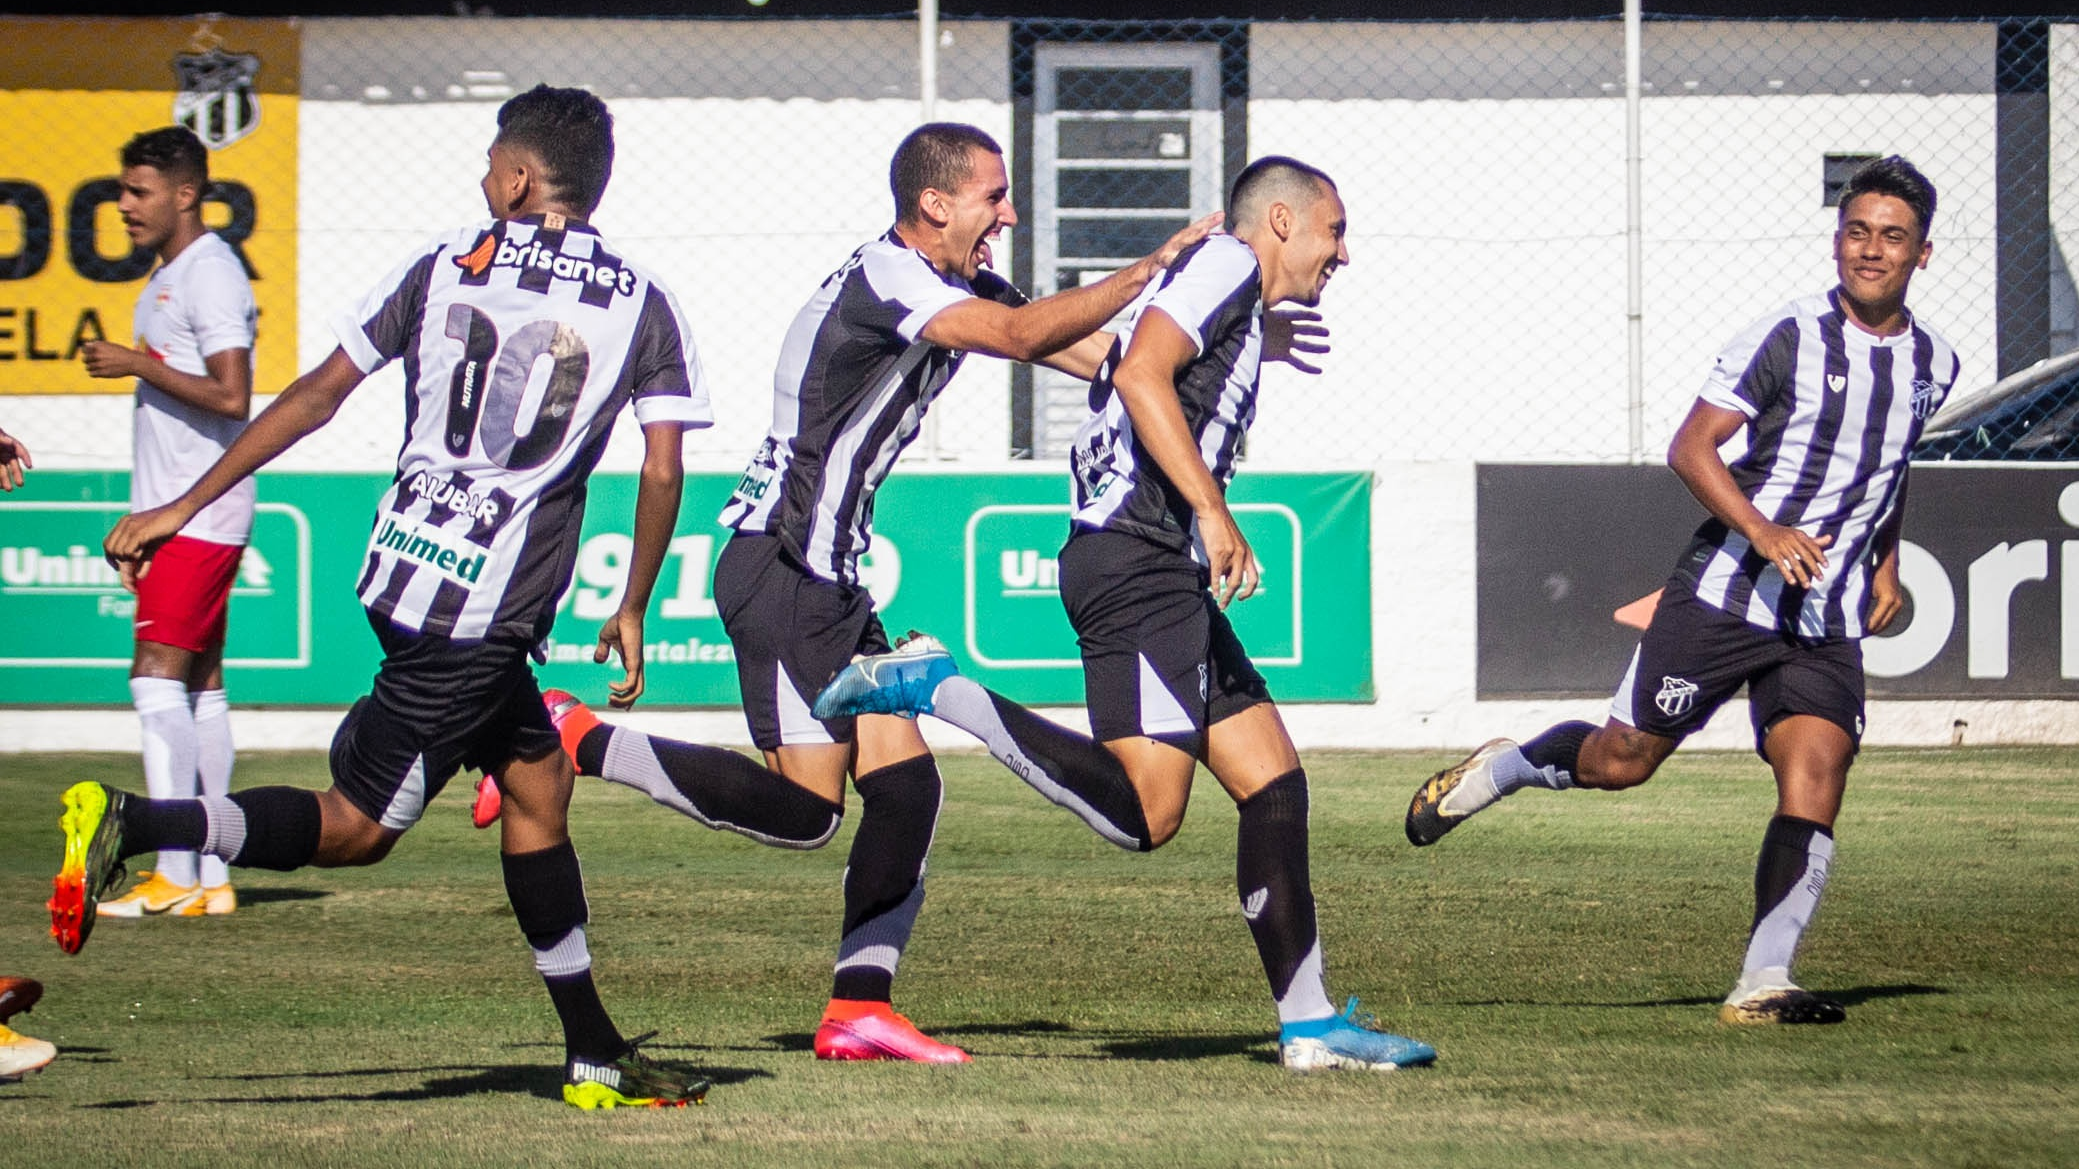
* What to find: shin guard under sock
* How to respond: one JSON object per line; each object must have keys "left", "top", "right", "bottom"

{"left": 503, "top": 840, "right": 623, "bottom": 1062}
{"left": 928, "top": 676, "right": 1152, "bottom": 851}
{"left": 597, "top": 727, "right": 842, "bottom": 849}
{"left": 831, "top": 755, "right": 942, "bottom": 1003}
{"left": 1741, "top": 815, "right": 1835, "bottom": 978}
{"left": 1236, "top": 770, "right": 1335, "bottom": 1025}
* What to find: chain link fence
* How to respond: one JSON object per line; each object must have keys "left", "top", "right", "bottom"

{"left": 4, "top": 13, "right": 2073, "bottom": 476}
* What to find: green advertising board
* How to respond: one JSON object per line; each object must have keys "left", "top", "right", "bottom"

{"left": 1, "top": 469, "right": 1371, "bottom": 707}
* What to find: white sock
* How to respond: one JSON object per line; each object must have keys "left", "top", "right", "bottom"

{"left": 1490, "top": 745, "right": 1575, "bottom": 796}
{"left": 1275, "top": 942, "right": 1337, "bottom": 1025}
{"left": 192, "top": 689, "right": 234, "bottom": 888}
{"left": 132, "top": 676, "right": 200, "bottom": 888}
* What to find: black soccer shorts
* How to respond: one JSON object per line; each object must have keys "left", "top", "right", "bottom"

{"left": 713, "top": 532, "right": 891, "bottom": 752}
{"left": 329, "top": 613, "right": 560, "bottom": 832}
{"left": 1057, "top": 528, "right": 1272, "bottom": 752}
{"left": 1612, "top": 587, "right": 1865, "bottom": 758}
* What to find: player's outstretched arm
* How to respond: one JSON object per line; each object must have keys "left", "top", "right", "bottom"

{"left": 104, "top": 348, "right": 366, "bottom": 570}
{"left": 594, "top": 420, "right": 687, "bottom": 710}
{"left": 82, "top": 341, "right": 253, "bottom": 421}
{"left": 0, "top": 426, "right": 30, "bottom": 491}
{"left": 921, "top": 211, "right": 1222, "bottom": 364}
{"left": 1112, "top": 307, "right": 1259, "bottom": 609}
{"left": 1667, "top": 398, "right": 1832, "bottom": 589}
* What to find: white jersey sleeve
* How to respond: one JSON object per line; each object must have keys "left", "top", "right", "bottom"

{"left": 626, "top": 279, "right": 713, "bottom": 429}
{"left": 857, "top": 244, "right": 976, "bottom": 343}
{"left": 1142, "top": 234, "right": 1258, "bottom": 356}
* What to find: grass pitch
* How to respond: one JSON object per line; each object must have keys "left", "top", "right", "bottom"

{"left": 0, "top": 745, "right": 2074, "bottom": 1167}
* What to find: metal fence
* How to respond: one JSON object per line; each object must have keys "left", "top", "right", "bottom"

{"left": 3, "top": 12, "right": 2072, "bottom": 476}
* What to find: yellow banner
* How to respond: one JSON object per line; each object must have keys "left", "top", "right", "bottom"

{"left": 0, "top": 17, "right": 299, "bottom": 395}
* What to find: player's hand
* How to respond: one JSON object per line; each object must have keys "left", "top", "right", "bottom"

{"left": 1148, "top": 211, "right": 1225, "bottom": 271}
{"left": 1749, "top": 523, "right": 1832, "bottom": 589}
{"left": 81, "top": 340, "right": 143, "bottom": 380}
{"left": 0, "top": 426, "right": 30, "bottom": 491}
{"left": 595, "top": 608, "right": 647, "bottom": 709}
{"left": 1866, "top": 556, "right": 1906, "bottom": 635}
{"left": 1201, "top": 506, "right": 1260, "bottom": 609}
{"left": 1264, "top": 309, "right": 1329, "bottom": 374}
{"left": 103, "top": 505, "right": 187, "bottom": 587}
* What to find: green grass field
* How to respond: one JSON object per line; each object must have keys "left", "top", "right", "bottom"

{"left": 1, "top": 746, "right": 2074, "bottom": 1167}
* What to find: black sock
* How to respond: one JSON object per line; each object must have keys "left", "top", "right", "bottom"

{"left": 927, "top": 676, "right": 1152, "bottom": 851}
{"left": 1521, "top": 720, "right": 1594, "bottom": 780}
{"left": 831, "top": 756, "right": 941, "bottom": 1003}
{"left": 119, "top": 797, "right": 206, "bottom": 859}
{"left": 574, "top": 726, "right": 611, "bottom": 776}
{"left": 227, "top": 788, "right": 322, "bottom": 870}
{"left": 502, "top": 841, "right": 624, "bottom": 1063}
{"left": 1235, "top": 770, "right": 1332, "bottom": 1020}
{"left": 1752, "top": 814, "right": 1831, "bottom": 933}
{"left": 594, "top": 727, "right": 843, "bottom": 849}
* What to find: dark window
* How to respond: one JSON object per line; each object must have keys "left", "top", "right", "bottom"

{"left": 1055, "top": 67, "right": 1194, "bottom": 112}
{"left": 1823, "top": 153, "right": 1880, "bottom": 207}
{"left": 1058, "top": 169, "right": 1193, "bottom": 210}
{"left": 1059, "top": 216, "right": 1189, "bottom": 260}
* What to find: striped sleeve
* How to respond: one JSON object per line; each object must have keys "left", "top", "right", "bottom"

{"left": 332, "top": 243, "right": 441, "bottom": 374}
{"left": 1144, "top": 237, "right": 1256, "bottom": 357}
{"left": 627, "top": 281, "right": 713, "bottom": 430}
{"left": 1699, "top": 311, "right": 1801, "bottom": 419}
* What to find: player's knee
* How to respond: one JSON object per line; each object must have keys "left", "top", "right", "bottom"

{"left": 1143, "top": 807, "right": 1184, "bottom": 849}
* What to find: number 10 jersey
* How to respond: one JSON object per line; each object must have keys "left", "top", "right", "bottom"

{"left": 333, "top": 215, "right": 711, "bottom": 642}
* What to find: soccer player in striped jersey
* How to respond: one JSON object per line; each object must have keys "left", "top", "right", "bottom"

{"left": 61, "top": 86, "right": 709, "bottom": 1108}
{"left": 1404, "top": 155, "right": 1959, "bottom": 1026}
{"left": 815, "top": 157, "right": 1437, "bottom": 1071}
{"left": 510, "top": 122, "right": 1218, "bottom": 1063}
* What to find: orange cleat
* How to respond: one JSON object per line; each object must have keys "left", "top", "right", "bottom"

{"left": 470, "top": 775, "right": 503, "bottom": 830}
{"left": 542, "top": 689, "right": 604, "bottom": 769}
{"left": 813, "top": 1000, "right": 971, "bottom": 1063}
{"left": 49, "top": 782, "right": 130, "bottom": 954}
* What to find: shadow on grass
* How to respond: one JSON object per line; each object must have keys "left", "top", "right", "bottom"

{"left": 1447, "top": 983, "right": 1950, "bottom": 1009}
{"left": 232, "top": 887, "right": 333, "bottom": 905}
{"left": 81, "top": 1060, "right": 769, "bottom": 1108}
{"left": 757, "top": 1021, "right": 1273, "bottom": 1064}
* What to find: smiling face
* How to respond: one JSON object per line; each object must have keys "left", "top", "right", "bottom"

{"left": 1834, "top": 191, "right": 1931, "bottom": 322}
{"left": 117, "top": 164, "right": 192, "bottom": 255}
{"left": 1281, "top": 184, "right": 1349, "bottom": 308}
{"left": 934, "top": 146, "right": 1015, "bottom": 280}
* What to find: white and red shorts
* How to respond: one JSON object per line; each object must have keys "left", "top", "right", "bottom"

{"left": 134, "top": 534, "right": 244, "bottom": 654}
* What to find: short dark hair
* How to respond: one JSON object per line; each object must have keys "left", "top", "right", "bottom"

{"left": 1227, "top": 155, "right": 1336, "bottom": 225}
{"left": 890, "top": 123, "right": 1002, "bottom": 224}
{"left": 495, "top": 84, "right": 615, "bottom": 216}
{"left": 120, "top": 126, "right": 209, "bottom": 191}
{"left": 1838, "top": 155, "right": 1936, "bottom": 239}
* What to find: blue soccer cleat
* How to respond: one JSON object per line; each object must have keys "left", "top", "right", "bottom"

{"left": 812, "top": 632, "right": 958, "bottom": 720}
{"left": 1279, "top": 997, "right": 1436, "bottom": 1071}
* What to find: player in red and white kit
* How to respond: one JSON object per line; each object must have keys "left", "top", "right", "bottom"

{"left": 83, "top": 126, "right": 256, "bottom": 920}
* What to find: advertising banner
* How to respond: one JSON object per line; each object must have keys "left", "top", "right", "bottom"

{"left": 1476, "top": 463, "right": 2079, "bottom": 699}
{"left": 0, "top": 16, "right": 299, "bottom": 394}
{"left": 1, "top": 469, "right": 1373, "bottom": 707}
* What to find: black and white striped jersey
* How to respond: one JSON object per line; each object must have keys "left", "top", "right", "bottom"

{"left": 334, "top": 215, "right": 711, "bottom": 642}
{"left": 1670, "top": 288, "right": 1959, "bottom": 640}
{"left": 717, "top": 229, "right": 1025, "bottom": 586}
{"left": 1069, "top": 233, "right": 1263, "bottom": 558}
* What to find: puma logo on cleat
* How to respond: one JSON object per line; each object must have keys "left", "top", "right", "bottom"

{"left": 570, "top": 1062, "right": 621, "bottom": 1089}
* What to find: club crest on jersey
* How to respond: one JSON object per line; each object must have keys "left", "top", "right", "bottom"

{"left": 1655, "top": 675, "right": 1699, "bottom": 719}
{"left": 172, "top": 47, "right": 262, "bottom": 151}
{"left": 1910, "top": 379, "right": 1940, "bottom": 419}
